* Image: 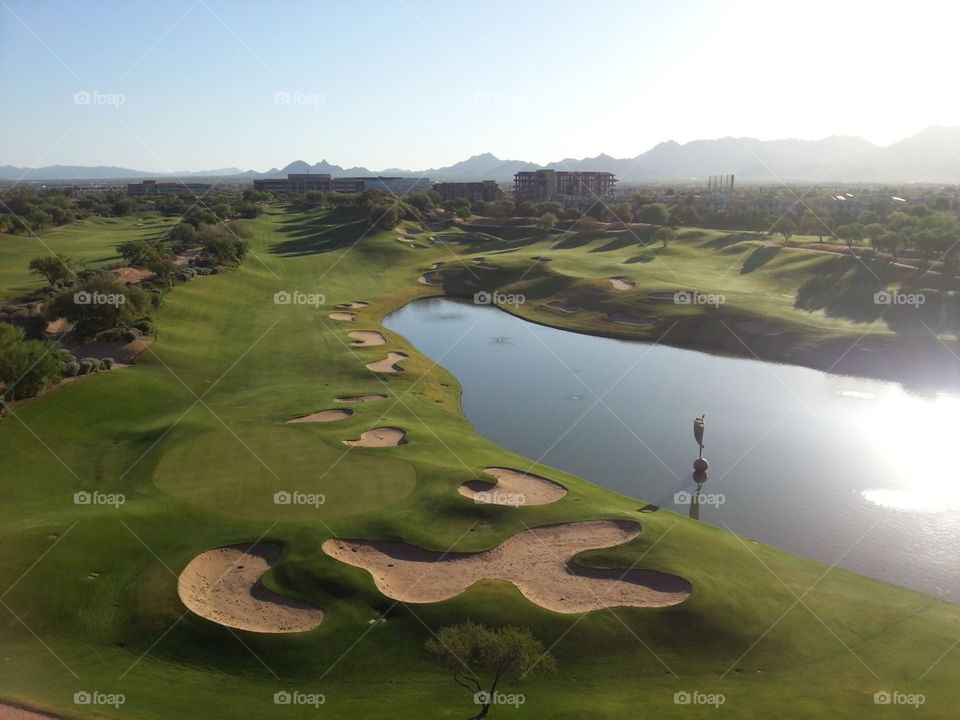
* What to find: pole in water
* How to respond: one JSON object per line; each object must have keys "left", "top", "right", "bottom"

{"left": 692, "top": 414, "right": 708, "bottom": 477}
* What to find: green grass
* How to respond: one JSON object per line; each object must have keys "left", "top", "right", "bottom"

{"left": 426, "top": 223, "right": 960, "bottom": 383}
{"left": 0, "top": 214, "right": 178, "bottom": 300}
{"left": 0, "top": 208, "right": 957, "bottom": 718}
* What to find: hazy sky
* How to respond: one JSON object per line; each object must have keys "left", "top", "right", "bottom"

{"left": 1, "top": 0, "right": 958, "bottom": 172}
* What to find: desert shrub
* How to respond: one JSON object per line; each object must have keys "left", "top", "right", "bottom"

{"left": 44, "top": 274, "right": 149, "bottom": 340}
{"left": 0, "top": 322, "right": 62, "bottom": 399}
{"left": 95, "top": 328, "right": 128, "bottom": 342}
{"left": 131, "top": 318, "right": 153, "bottom": 334}
{"left": 77, "top": 358, "right": 98, "bottom": 375}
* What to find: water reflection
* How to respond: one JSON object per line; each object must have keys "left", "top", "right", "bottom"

{"left": 384, "top": 297, "right": 960, "bottom": 599}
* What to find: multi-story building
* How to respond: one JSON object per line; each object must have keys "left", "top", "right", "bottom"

{"left": 254, "top": 174, "right": 429, "bottom": 196}
{"left": 513, "top": 169, "right": 616, "bottom": 205}
{"left": 127, "top": 180, "right": 214, "bottom": 196}
{"left": 332, "top": 176, "right": 431, "bottom": 195}
{"left": 254, "top": 174, "right": 332, "bottom": 194}
{"left": 432, "top": 180, "right": 501, "bottom": 203}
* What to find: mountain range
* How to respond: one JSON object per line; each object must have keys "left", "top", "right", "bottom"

{"left": 3, "top": 126, "right": 960, "bottom": 184}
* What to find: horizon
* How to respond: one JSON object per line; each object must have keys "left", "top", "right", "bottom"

{"left": 7, "top": 125, "right": 960, "bottom": 176}
{"left": 2, "top": 0, "right": 959, "bottom": 172}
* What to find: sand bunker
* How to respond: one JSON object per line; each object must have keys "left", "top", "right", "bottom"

{"left": 343, "top": 427, "right": 408, "bottom": 447}
{"left": 329, "top": 311, "right": 356, "bottom": 321}
{"left": 608, "top": 313, "right": 657, "bottom": 327}
{"left": 609, "top": 277, "right": 636, "bottom": 290}
{"left": 458, "top": 467, "right": 567, "bottom": 506}
{"left": 418, "top": 272, "right": 443, "bottom": 286}
{"left": 288, "top": 409, "right": 353, "bottom": 423}
{"left": 178, "top": 543, "right": 324, "bottom": 633}
{"left": 336, "top": 301, "right": 369, "bottom": 310}
{"left": 335, "top": 394, "right": 387, "bottom": 403}
{"left": 324, "top": 520, "right": 690, "bottom": 613}
{"left": 366, "top": 351, "right": 408, "bottom": 373}
{"left": 0, "top": 703, "right": 63, "bottom": 720}
{"left": 349, "top": 331, "right": 386, "bottom": 347}
{"left": 545, "top": 301, "right": 581, "bottom": 314}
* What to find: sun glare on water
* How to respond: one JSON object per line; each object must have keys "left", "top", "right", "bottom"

{"left": 856, "top": 388, "right": 960, "bottom": 513}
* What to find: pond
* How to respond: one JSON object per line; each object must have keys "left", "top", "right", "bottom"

{"left": 385, "top": 297, "right": 960, "bottom": 601}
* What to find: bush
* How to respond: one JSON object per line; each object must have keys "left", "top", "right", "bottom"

{"left": 62, "top": 360, "right": 80, "bottom": 377}
{"left": 77, "top": 358, "right": 98, "bottom": 375}
{"left": 131, "top": 318, "right": 153, "bottom": 334}
{"left": 0, "top": 322, "right": 62, "bottom": 399}
{"left": 102, "top": 357, "right": 115, "bottom": 370}
{"left": 95, "top": 328, "right": 128, "bottom": 342}
{"left": 44, "top": 274, "right": 149, "bottom": 340}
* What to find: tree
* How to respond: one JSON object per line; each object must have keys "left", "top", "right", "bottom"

{"left": 145, "top": 253, "right": 177, "bottom": 277}
{"left": 45, "top": 274, "right": 149, "bottom": 340}
{"left": 836, "top": 223, "right": 864, "bottom": 249}
{"left": 237, "top": 202, "right": 262, "bottom": 219}
{"left": 198, "top": 225, "right": 249, "bottom": 265}
{"left": 441, "top": 198, "right": 471, "bottom": 218}
{"left": 799, "top": 210, "right": 825, "bottom": 242}
{"left": 117, "top": 239, "right": 161, "bottom": 268}
{"left": 535, "top": 201, "right": 564, "bottom": 218}
{"left": 111, "top": 197, "right": 136, "bottom": 216}
{"left": 536, "top": 212, "right": 557, "bottom": 230}
{"left": 0, "top": 323, "right": 62, "bottom": 401}
{"left": 865, "top": 223, "right": 886, "bottom": 251}
{"left": 773, "top": 218, "right": 796, "bottom": 245}
{"left": 487, "top": 200, "right": 515, "bottom": 220}
{"left": 669, "top": 203, "right": 700, "bottom": 226}
{"left": 28, "top": 254, "right": 76, "bottom": 285}
{"left": 426, "top": 622, "right": 555, "bottom": 719}
{"left": 406, "top": 192, "right": 434, "bottom": 214}
{"left": 637, "top": 203, "right": 670, "bottom": 225}
{"left": 167, "top": 222, "right": 198, "bottom": 248}
{"left": 366, "top": 202, "right": 401, "bottom": 230}
{"left": 875, "top": 231, "right": 904, "bottom": 262}
{"left": 654, "top": 226, "right": 676, "bottom": 248}
{"left": 601, "top": 202, "right": 633, "bottom": 224}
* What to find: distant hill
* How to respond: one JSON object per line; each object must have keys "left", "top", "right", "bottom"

{"left": 4, "top": 126, "right": 960, "bottom": 184}
{"left": 0, "top": 165, "right": 243, "bottom": 181}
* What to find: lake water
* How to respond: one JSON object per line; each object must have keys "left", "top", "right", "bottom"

{"left": 385, "top": 297, "right": 960, "bottom": 601}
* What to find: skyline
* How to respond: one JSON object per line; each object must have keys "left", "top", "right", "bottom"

{"left": 2, "top": 0, "right": 959, "bottom": 171}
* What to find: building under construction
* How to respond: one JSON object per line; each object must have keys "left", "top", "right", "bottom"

{"left": 513, "top": 169, "right": 616, "bottom": 205}
{"left": 707, "top": 174, "right": 735, "bottom": 192}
